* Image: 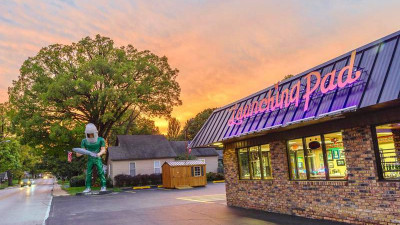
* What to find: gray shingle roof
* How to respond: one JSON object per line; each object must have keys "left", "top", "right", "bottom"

{"left": 169, "top": 141, "right": 219, "bottom": 157}
{"left": 164, "top": 160, "right": 206, "bottom": 166}
{"left": 109, "top": 135, "right": 177, "bottom": 161}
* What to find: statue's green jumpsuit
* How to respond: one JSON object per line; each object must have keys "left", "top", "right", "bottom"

{"left": 81, "top": 137, "right": 107, "bottom": 188}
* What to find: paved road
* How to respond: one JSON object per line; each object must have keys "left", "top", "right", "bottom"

{"left": 46, "top": 183, "right": 348, "bottom": 225}
{"left": 0, "top": 178, "right": 53, "bottom": 225}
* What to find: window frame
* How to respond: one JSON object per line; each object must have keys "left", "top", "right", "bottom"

{"left": 237, "top": 144, "right": 273, "bottom": 180}
{"left": 129, "top": 162, "right": 136, "bottom": 176}
{"left": 371, "top": 123, "right": 400, "bottom": 182}
{"left": 286, "top": 131, "right": 348, "bottom": 181}
{"left": 193, "top": 166, "right": 201, "bottom": 177}
{"left": 108, "top": 164, "right": 112, "bottom": 178}
{"left": 154, "top": 161, "right": 161, "bottom": 174}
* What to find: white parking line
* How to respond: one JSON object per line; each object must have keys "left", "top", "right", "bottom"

{"left": 177, "top": 194, "right": 226, "bottom": 204}
{"left": 42, "top": 194, "right": 53, "bottom": 225}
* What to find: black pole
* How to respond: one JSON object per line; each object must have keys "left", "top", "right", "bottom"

{"left": 185, "top": 129, "right": 188, "bottom": 160}
{"left": 7, "top": 170, "right": 12, "bottom": 186}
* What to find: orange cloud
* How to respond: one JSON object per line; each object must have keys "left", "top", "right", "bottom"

{"left": 1, "top": 0, "right": 400, "bottom": 134}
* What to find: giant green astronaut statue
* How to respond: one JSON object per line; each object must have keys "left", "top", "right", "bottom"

{"left": 76, "top": 123, "right": 107, "bottom": 193}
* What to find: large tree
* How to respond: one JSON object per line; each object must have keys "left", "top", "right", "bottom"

{"left": 9, "top": 35, "right": 181, "bottom": 175}
{"left": 0, "top": 103, "right": 11, "bottom": 139}
{"left": 108, "top": 109, "right": 160, "bottom": 145}
{"left": 0, "top": 139, "right": 22, "bottom": 185}
{"left": 180, "top": 108, "right": 216, "bottom": 140}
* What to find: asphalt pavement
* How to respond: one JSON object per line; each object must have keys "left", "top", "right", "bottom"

{"left": 0, "top": 178, "right": 53, "bottom": 225}
{"left": 46, "top": 183, "right": 349, "bottom": 225}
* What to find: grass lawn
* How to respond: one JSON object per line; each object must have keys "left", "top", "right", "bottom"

{"left": 62, "top": 186, "right": 121, "bottom": 195}
{"left": 57, "top": 180, "right": 69, "bottom": 186}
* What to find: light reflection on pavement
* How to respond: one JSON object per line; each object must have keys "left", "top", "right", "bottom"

{"left": 0, "top": 178, "right": 53, "bottom": 225}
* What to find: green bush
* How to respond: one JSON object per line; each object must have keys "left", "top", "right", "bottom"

{"left": 70, "top": 174, "right": 113, "bottom": 188}
{"left": 206, "top": 172, "right": 224, "bottom": 181}
{"left": 70, "top": 174, "right": 85, "bottom": 187}
{"left": 93, "top": 176, "right": 113, "bottom": 188}
{"left": 114, "top": 173, "right": 162, "bottom": 187}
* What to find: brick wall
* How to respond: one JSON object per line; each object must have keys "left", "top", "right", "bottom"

{"left": 224, "top": 126, "right": 400, "bottom": 224}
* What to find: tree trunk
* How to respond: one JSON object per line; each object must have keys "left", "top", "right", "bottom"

{"left": 7, "top": 170, "right": 12, "bottom": 186}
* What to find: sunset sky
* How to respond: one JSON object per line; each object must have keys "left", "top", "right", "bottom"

{"left": 1, "top": 0, "right": 400, "bottom": 134}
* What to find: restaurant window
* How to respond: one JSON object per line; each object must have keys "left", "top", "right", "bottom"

{"left": 237, "top": 144, "right": 273, "bottom": 180}
{"left": 249, "top": 146, "right": 262, "bottom": 179}
{"left": 288, "top": 138, "right": 307, "bottom": 180}
{"left": 287, "top": 132, "right": 347, "bottom": 181}
{"left": 238, "top": 148, "right": 250, "bottom": 179}
{"left": 261, "top": 144, "right": 272, "bottom": 179}
{"left": 324, "top": 132, "right": 347, "bottom": 180}
{"left": 305, "top": 135, "right": 326, "bottom": 179}
{"left": 374, "top": 123, "right": 400, "bottom": 180}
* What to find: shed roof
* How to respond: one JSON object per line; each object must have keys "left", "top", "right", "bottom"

{"left": 169, "top": 141, "right": 218, "bottom": 157}
{"left": 163, "top": 160, "right": 206, "bottom": 167}
{"left": 109, "top": 135, "right": 177, "bottom": 161}
{"left": 190, "top": 30, "right": 400, "bottom": 148}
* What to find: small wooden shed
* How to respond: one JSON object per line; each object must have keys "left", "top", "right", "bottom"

{"left": 162, "top": 160, "right": 207, "bottom": 189}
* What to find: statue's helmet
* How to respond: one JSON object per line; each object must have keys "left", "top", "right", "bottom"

{"left": 85, "top": 123, "right": 98, "bottom": 143}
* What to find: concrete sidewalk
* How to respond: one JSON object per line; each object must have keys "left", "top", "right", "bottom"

{"left": 52, "top": 180, "right": 69, "bottom": 197}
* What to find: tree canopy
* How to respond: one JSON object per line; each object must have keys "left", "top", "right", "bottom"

{"left": 167, "top": 117, "right": 181, "bottom": 140}
{"left": 180, "top": 108, "right": 216, "bottom": 140}
{"left": 8, "top": 34, "right": 182, "bottom": 177}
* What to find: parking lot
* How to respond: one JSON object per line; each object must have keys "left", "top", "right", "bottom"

{"left": 46, "top": 183, "right": 348, "bottom": 225}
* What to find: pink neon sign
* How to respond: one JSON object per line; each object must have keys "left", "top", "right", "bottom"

{"left": 228, "top": 50, "right": 361, "bottom": 126}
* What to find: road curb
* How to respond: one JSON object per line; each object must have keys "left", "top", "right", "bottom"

{"left": 131, "top": 185, "right": 163, "bottom": 190}
{"left": 133, "top": 186, "right": 151, "bottom": 190}
{"left": 212, "top": 180, "right": 225, "bottom": 183}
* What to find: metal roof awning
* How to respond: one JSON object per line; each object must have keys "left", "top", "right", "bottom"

{"left": 190, "top": 30, "right": 400, "bottom": 148}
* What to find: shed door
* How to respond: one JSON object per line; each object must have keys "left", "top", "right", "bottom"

{"left": 172, "top": 166, "right": 188, "bottom": 187}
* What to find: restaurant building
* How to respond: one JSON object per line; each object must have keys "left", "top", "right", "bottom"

{"left": 189, "top": 31, "right": 400, "bottom": 224}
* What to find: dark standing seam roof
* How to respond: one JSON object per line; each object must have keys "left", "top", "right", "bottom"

{"left": 190, "top": 30, "right": 400, "bottom": 148}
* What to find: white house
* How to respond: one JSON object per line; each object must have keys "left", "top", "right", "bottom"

{"left": 107, "top": 135, "right": 219, "bottom": 182}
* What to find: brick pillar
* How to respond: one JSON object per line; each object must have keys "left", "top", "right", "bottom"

{"left": 269, "top": 140, "right": 289, "bottom": 181}
{"left": 268, "top": 140, "right": 291, "bottom": 214}
{"left": 342, "top": 126, "right": 378, "bottom": 184}
{"left": 223, "top": 144, "right": 239, "bottom": 207}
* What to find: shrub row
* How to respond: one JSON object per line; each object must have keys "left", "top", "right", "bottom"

{"left": 70, "top": 174, "right": 85, "bottom": 187}
{"left": 70, "top": 174, "right": 113, "bottom": 188}
{"left": 206, "top": 172, "right": 225, "bottom": 181}
{"left": 114, "top": 174, "right": 162, "bottom": 187}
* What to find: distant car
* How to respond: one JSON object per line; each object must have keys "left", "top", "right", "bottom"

{"left": 20, "top": 179, "right": 33, "bottom": 187}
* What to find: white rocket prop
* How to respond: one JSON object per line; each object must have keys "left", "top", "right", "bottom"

{"left": 72, "top": 148, "right": 99, "bottom": 158}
